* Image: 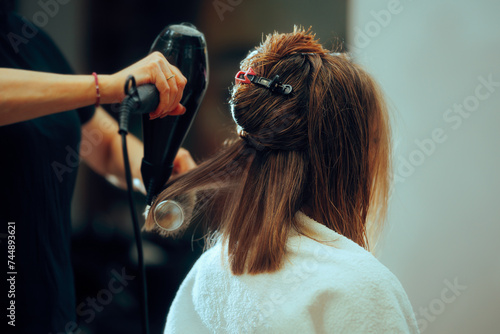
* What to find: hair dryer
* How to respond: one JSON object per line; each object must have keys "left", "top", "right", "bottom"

{"left": 139, "top": 23, "right": 208, "bottom": 205}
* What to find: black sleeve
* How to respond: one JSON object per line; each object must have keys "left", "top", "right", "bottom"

{"left": 77, "top": 104, "right": 96, "bottom": 125}
{"left": 32, "top": 19, "right": 96, "bottom": 124}
{"left": 0, "top": 13, "right": 96, "bottom": 124}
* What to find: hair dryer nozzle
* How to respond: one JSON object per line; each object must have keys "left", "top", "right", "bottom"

{"left": 141, "top": 24, "right": 208, "bottom": 205}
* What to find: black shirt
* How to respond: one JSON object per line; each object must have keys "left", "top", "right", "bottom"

{"left": 0, "top": 12, "right": 94, "bottom": 333}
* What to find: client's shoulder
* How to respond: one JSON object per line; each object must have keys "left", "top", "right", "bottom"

{"left": 288, "top": 212, "right": 405, "bottom": 293}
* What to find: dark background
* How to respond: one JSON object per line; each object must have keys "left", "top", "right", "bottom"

{"left": 14, "top": 1, "right": 347, "bottom": 333}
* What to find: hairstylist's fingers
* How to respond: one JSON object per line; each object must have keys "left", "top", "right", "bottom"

{"left": 151, "top": 67, "right": 174, "bottom": 116}
{"left": 149, "top": 104, "right": 185, "bottom": 120}
{"left": 107, "top": 52, "right": 187, "bottom": 114}
{"left": 166, "top": 104, "right": 186, "bottom": 117}
{"left": 169, "top": 65, "right": 187, "bottom": 112}
{"left": 156, "top": 59, "right": 179, "bottom": 114}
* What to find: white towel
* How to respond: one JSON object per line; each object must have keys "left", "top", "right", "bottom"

{"left": 164, "top": 212, "right": 420, "bottom": 333}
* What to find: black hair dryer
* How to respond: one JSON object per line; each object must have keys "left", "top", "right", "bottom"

{"left": 141, "top": 23, "right": 208, "bottom": 205}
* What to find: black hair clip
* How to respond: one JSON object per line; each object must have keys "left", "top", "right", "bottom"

{"left": 235, "top": 67, "right": 293, "bottom": 95}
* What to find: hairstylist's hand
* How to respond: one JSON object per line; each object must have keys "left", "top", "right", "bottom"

{"left": 172, "top": 148, "right": 197, "bottom": 177}
{"left": 103, "top": 52, "right": 187, "bottom": 118}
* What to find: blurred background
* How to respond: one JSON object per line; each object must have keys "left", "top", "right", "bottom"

{"left": 13, "top": 0, "right": 499, "bottom": 333}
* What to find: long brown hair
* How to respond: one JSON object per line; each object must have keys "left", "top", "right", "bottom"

{"left": 145, "top": 27, "right": 391, "bottom": 275}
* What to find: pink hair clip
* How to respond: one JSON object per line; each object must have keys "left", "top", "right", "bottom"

{"left": 234, "top": 67, "right": 292, "bottom": 95}
{"left": 235, "top": 67, "right": 256, "bottom": 84}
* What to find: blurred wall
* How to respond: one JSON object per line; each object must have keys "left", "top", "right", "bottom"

{"left": 349, "top": 1, "right": 500, "bottom": 333}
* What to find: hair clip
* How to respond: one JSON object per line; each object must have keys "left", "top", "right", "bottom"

{"left": 235, "top": 67, "right": 293, "bottom": 95}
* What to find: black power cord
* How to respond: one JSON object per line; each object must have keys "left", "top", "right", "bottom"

{"left": 118, "top": 76, "right": 150, "bottom": 334}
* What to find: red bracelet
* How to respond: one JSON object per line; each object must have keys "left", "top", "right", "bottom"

{"left": 92, "top": 72, "right": 100, "bottom": 107}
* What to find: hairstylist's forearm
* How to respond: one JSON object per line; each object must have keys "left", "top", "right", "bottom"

{"left": 81, "top": 107, "right": 195, "bottom": 194}
{"left": 0, "top": 52, "right": 186, "bottom": 126}
{"left": 0, "top": 68, "right": 123, "bottom": 126}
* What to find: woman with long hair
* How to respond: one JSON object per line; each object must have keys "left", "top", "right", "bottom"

{"left": 146, "top": 27, "right": 419, "bottom": 333}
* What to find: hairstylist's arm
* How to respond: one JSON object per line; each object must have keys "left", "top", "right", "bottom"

{"left": 81, "top": 107, "right": 196, "bottom": 194}
{"left": 0, "top": 52, "right": 186, "bottom": 126}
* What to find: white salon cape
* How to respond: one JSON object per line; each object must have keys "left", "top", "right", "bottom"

{"left": 164, "top": 212, "right": 420, "bottom": 333}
